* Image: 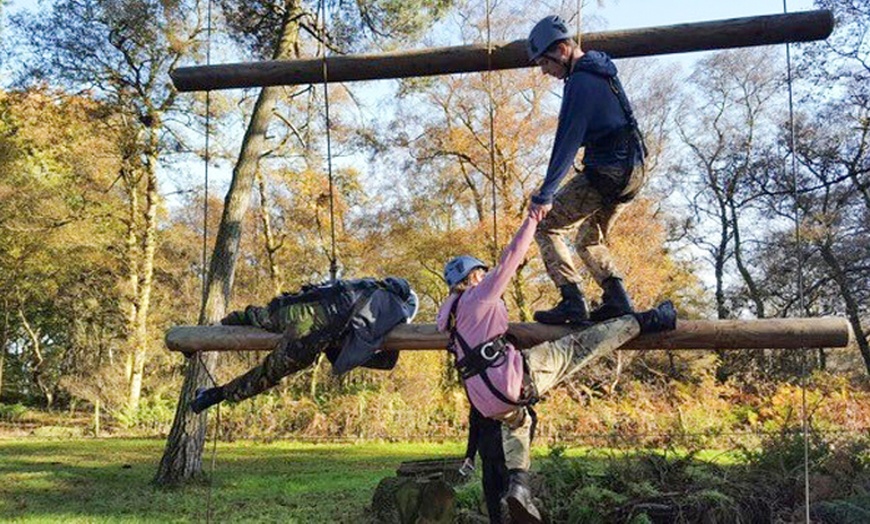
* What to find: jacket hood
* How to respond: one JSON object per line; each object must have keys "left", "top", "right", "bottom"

{"left": 572, "top": 50, "right": 617, "bottom": 79}
{"left": 436, "top": 293, "right": 460, "bottom": 332}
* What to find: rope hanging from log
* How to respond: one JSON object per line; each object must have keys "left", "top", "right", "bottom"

{"left": 320, "top": 0, "right": 339, "bottom": 282}
{"left": 485, "top": 0, "right": 498, "bottom": 259}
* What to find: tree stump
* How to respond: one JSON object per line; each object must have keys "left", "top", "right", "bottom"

{"left": 370, "top": 458, "right": 469, "bottom": 524}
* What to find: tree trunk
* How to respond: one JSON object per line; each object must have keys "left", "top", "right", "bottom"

{"left": 510, "top": 262, "right": 531, "bottom": 322}
{"left": 94, "top": 399, "right": 101, "bottom": 438}
{"left": 124, "top": 172, "right": 140, "bottom": 386}
{"left": 730, "top": 201, "right": 765, "bottom": 318}
{"left": 0, "top": 305, "right": 8, "bottom": 399}
{"left": 18, "top": 308, "right": 52, "bottom": 407}
{"left": 309, "top": 352, "right": 325, "bottom": 399}
{"left": 154, "top": 1, "right": 302, "bottom": 486}
{"left": 714, "top": 210, "right": 729, "bottom": 320}
{"left": 818, "top": 241, "right": 870, "bottom": 373}
{"left": 128, "top": 127, "right": 161, "bottom": 413}
{"left": 256, "top": 168, "right": 284, "bottom": 295}
{"left": 0, "top": 343, "right": 4, "bottom": 401}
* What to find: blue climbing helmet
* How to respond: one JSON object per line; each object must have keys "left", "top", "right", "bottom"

{"left": 527, "top": 15, "right": 572, "bottom": 62}
{"left": 443, "top": 255, "right": 488, "bottom": 288}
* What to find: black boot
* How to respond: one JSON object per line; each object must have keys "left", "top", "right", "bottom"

{"left": 534, "top": 283, "right": 589, "bottom": 325}
{"left": 502, "top": 469, "right": 543, "bottom": 524}
{"left": 590, "top": 277, "right": 635, "bottom": 321}
{"left": 190, "top": 386, "right": 225, "bottom": 414}
{"left": 633, "top": 300, "right": 677, "bottom": 334}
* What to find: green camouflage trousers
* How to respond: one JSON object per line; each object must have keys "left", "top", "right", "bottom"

{"left": 535, "top": 164, "right": 646, "bottom": 287}
{"left": 497, "top": 315, "right": 641, "bottom": 470}
{"left": 222, "top": 302, "right": 334, "bottom": 403}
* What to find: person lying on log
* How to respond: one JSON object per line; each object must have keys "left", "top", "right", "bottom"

{"left": 190, "top": 277, "right": 418, "bottom": 413}
{"left": 437, "top": 209, "right": 676, "bottom": 524}
{"left": 461, "top": 406, "right": 509, "bottom": 524}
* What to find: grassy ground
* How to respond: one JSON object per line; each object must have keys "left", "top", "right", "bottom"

{"left": 0, "top": 438, "right": 469, "bottom": 523}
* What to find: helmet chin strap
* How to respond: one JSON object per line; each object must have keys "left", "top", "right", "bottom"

{"left": 557, "top": 55, "right": 572, "bottom": 80}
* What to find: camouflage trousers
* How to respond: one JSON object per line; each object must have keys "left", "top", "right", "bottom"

{"left": 535, "top": 164, "right": 646, "bottom": 287}
{"left": 497, "top": 315, "right": 641, "bottom": 470}
{"left": 222, "top": 302, "right": 336, "bottom": 403}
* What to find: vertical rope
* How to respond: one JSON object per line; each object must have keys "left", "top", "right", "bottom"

{"left": 485, "top": 0, "right": 498, "bottom": 260}
{"left": 320, "top": 0, "right": 338, "bottom": 283}
{"left": 199, "top": 1, "right": 218, "bottom": 521}
{"left": 782, "top": 1, "right": 810, "bottom": 521}
{"left": 201, "top": 0, "right": 213, "bottom": 303}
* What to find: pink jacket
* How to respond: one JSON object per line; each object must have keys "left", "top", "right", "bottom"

{"left": 436, "top": 216, "right": 539, "bottom": 418}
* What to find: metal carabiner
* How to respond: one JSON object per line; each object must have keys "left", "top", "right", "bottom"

{"left": 480, "top": 342, "right": 500, "bottom": 361}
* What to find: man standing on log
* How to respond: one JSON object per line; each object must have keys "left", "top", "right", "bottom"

{"left": 527, "top": 15, "right": 647, "bottom": 325}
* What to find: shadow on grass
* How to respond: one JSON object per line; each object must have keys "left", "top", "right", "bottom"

{"left": 0, "top": 439, "right": 467, "bottom": 523}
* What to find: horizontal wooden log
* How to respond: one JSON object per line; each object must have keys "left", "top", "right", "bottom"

{"left": 165, "top": 317, "right": 851, "bottom": 353}
{"left": 171, "top": 10, "right": 833, "bottom": 92}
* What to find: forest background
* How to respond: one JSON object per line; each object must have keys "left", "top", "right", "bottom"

{"left": 0, "top": 0, "right": 867, "bottom": 453}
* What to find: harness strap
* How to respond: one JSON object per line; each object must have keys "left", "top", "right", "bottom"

{"left": 607, "top": 76, "right": 648, "bottom": 158}
{"left": 447, "top": 295, "right": 538, "bottom": 409}
{"left": 527, "top": 404, "right": 538, "bottom": 444}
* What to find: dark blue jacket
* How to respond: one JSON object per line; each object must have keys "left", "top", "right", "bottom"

{"left": 326, "top": 277, "right": 418, "bottom": 375}
{"left": 532, "top": 51, "right": 644, "bottom": 206}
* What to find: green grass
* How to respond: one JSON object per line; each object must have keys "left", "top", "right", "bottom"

{"left": 0, "top": 438, "right": 466, "bottom": 523}
{"left": 0, "top": 438, "right": 749, "bottom": 523}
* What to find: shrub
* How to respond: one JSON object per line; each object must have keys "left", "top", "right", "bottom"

{"left": 114, "top": 395, "right": 176, "bottom": 433}
{"left": 32, "top": 425, "right": 84, "bottom": 438}
{"left": 0, "top": 402, "right": 29, "bottom": 421}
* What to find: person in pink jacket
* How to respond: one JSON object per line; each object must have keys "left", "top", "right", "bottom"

{"left": 437, "top": 210, "right": 676, "bottom": 523}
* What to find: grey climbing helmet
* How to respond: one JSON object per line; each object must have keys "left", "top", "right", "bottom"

{"left": 527, "top": 15, "right": 571, "bottom": 62}
{"left": 443, "top": 255, "right": 488, "bottom": 288}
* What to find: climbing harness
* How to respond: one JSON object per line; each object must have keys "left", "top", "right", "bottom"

{"left": 446, "top": 294, "right": 540, "bottom": 439}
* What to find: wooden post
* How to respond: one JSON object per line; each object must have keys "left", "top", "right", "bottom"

{"left": 170, "top": 10, "right": 834, "bottom": 92}
{"left": 166, "top": 317, "right": 852, "bottom": 353}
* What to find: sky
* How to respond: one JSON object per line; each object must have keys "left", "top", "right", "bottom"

{"left": 5, "top": 0, "right": 820, "bottom": 47}
{"left": 586, "top": 0, "right": 815, "bottom": 29}
{"left": 2, "top": 0, "right": 820, "bottom": 200}
{"left": 1, "top": 0, "right": 824, "bottom": 292}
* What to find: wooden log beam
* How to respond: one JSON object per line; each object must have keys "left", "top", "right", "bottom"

{"left": 171, "top": 10, "right": 833, "bottom": 92}
{"left": 166, "top": 317, "right": 852, "bottom": 353}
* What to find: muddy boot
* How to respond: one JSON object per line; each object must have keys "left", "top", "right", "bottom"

{"left": 590, "top": 277, "right": 635, "bottom": 321}
{"left": 190, "top": 386, "right": 225, "bottom": 414}
{"left": 533, "top": 284, "right": 589, "bottom": 324}
{"left": 633, "top": 300, "right": 677, "bottom": 334}
{"left": 502, "top": 469, "right": 542, "bottom": 524}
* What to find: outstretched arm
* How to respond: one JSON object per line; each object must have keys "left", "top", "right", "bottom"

{"left": 475, "top": 215, "right": 540, "bottom": 301}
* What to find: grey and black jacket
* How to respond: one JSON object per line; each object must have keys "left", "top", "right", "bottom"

{"left": 221, "top": 277, "right": 418, "bottom": 374}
